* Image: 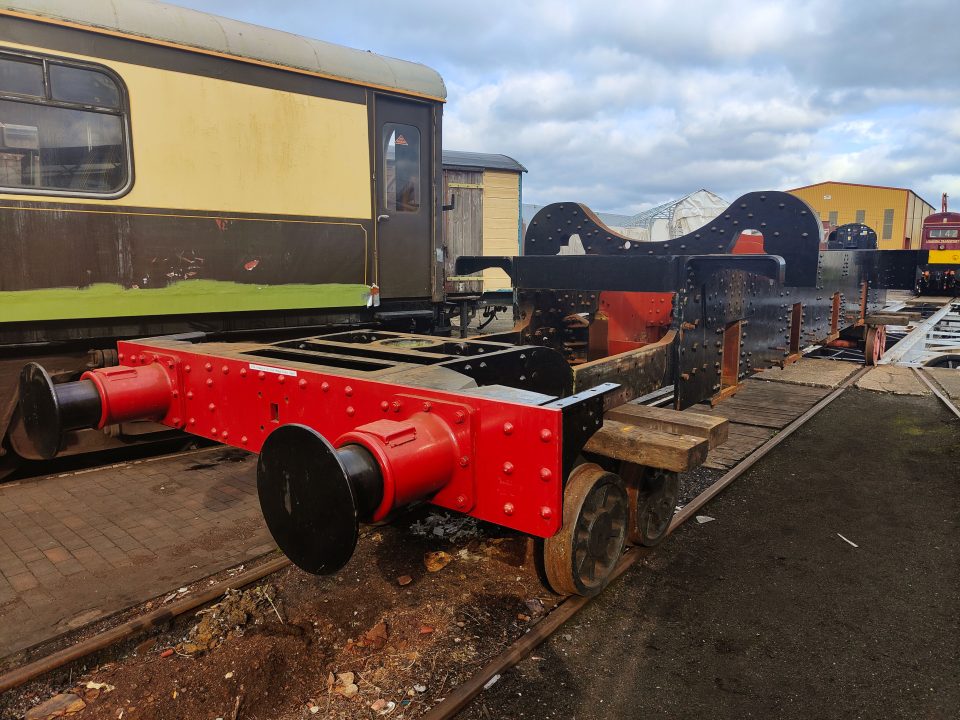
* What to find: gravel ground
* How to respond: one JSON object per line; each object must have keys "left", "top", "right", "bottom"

{"left": 461, "top": 389, "right": 960, "bottom": 720}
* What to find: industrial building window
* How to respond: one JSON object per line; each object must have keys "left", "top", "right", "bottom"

{"left": 855, "top": 210, "right": 865, "bottom": 224}
{"left": 383, "top": 123, "right": 420, "bottom": 212}
{"left": 881, "top": 209, "right": 894, "bottom": 240}
{"left": 0, "top": 50, "right": 130, "bottom": 197}
{"left": 828, "top": 211, "right": 838, "bottom": 226}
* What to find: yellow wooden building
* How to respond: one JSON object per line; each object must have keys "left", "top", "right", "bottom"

{"left": 442, "top": 151, "right": 526, "bottom": 291}
{"left": 788, "top": 181, "right": 935, "bottom": 250}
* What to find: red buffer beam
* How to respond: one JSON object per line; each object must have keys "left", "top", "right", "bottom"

{"left": 19, "top": 337, "right": 613, "bottom": 574}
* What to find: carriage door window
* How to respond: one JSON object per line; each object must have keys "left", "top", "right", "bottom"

{"left": 382, "top": 124, "right": 420, "bottom": 212}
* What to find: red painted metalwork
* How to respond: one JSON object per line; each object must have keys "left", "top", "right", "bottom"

{"left": 338, "top": 414, "right": 457, "bottom": 522}
{"left": 731, "top": 231, "right": 765, "bottom": 254}
{"left": 84, "top": 339, "right": 566, "bottom": 538}
{"left": 81, "top": 362, "right": 174, "bottom": 429}
{"left": 598, "top": 292, "right": 673, "bottom": 355}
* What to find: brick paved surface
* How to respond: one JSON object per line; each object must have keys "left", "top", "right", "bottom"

{"left": 0, "top": 447, "right": 273, "bottom": 658}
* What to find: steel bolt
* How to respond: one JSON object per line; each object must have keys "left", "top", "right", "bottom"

{"left": 221, "top": 365, "right": 229, "bottom": 374}
{"left": 240, "top": 435, "right": 248, "bottom": 445}
{"left": 422, "top": 402, "right": 432, "bottom": 412}
{"left": 459, "top": 456, "right": 470, "bottom": 468}
{"left": 211, "top": 427, "right": 217, "bottom": 435}
{"left": 456, "top": 495, "right": 467, "bottom": 508}
{"left": 171, "top": 390, "right": 179, "bottom": 398}
{"left": 208, "top": 403, "right": 216, "bottom": 412}
{"left": 206, "top": 378, "right": 214, "bottom": 387}
{"left": 184, "top": 364, "right": 191, "bottom": 373}
{"left": 186, "top": 391, "right": 194, "bottom": 399}
{"left": 540, "top": 468, "right": 552, "bottom": 481}
{"left": 503, "top": 422, "right": 514, "bottom": 435}
{"left": 344, "top": 385, "right": 353, "bottom": 397}
{"left": 240, "top": 368, "right": 247, "bottom": 377}
{"left": 540, "top": 429, "right": 552, "bottom": 442}
{"left": 204, "top": 362, "right": 212, "bottom": 372}
{"left": 346, "top": 406, "right": 355, "bottom": 416}
{"left": 118, "top": 353, "right": 124, "bottom": 361}
{"left": 502, "top": 461, "right": 514, "bottom": 475}
{"left": 321, "top": 382, "right": 330, "bottom": 392}
{"left": 380, "top": 401, "right": 390, "bottom": 412}
{"left": 221, "top": 430, "right": 229, "bottom": 439}
{"left": 454, "top": 411, "right": 466, "bottom": 424}
{"left": 278, "top": 375, "right": 285, "bottom": 385}
{"left": 172, "top": 417, "right": 181, "bottom": 427}
{"left": 503, "top": 502, "right": 515, "bottom": 516}
{"left": 540, "top": 506, "right": 553, "bottom": 520}
{"left": 258, "top": 372, "right": 266, "bottom": 380}
{"left": 392, "top": 401, "right": 402, "bottom": 412}
{"left": 188, "top": 417, "right": 196, "bottom": 426}
{"left": 298, "top": 378, "right": 307, "bottom": 388}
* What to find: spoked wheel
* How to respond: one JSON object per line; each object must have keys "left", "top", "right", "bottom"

{"left": 622, "top": 464, "right": 680, "bottom": 547}
{"left": 543, "top": 463, "right": 628, "bottom": 597}
{"left": 864, "top": 325, "right": 886, "bottom": 366}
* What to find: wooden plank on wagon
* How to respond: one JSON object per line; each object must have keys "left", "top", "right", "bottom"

{"left": 584, "top": 421, "right": 708, "bottom": 472}
{"left": 605, "top": 404, "right": 729, "bottom": 449}
{"left": 865, "top": 312, "right": 922, "bottom": 326}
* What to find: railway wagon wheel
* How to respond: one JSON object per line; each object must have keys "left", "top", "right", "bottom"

{"left": 543, "top": 463, "right": 628, "bottom": 597}
{"left": 622, "top": 463, "right": 680, "bottom": 547}
{"left": 864, "top": 325, "right": 886, "bottom": 366}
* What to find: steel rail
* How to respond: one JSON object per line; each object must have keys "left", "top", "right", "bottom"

{"left": 911, "top": 368, "right": 960, "bottom": 420}
{"left": 419, "top": 366, "right": 869, "bottom": 720}
{"left": 880, "top": 298, "right": 958, "bottom": 365}
{"left": 0, "top": 556, "right": 291, "bottom": 694}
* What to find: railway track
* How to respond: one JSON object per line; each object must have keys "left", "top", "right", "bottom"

{"left": 419, "top": 365, "right": 870, "bottom": 720}
{"left": 0, "top": 364, "right": 873, "bottom": 716}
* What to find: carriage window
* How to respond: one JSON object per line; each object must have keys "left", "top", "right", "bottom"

{"left": 50, "top": 64, "right": 121, "bottom": 108}
{"left": 0, "top": 51, "right": 129, "bottom": 196}
{"left": 0, "top": 56, "right": 44, "bottom": 97}
{"left": 383, "top": 123, "right": 420, "bottom": 213}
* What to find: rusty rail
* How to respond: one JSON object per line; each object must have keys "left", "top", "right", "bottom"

{"left": 0, "top": 556, "right": 290, "bottom": 694}
{"left": 419, "top": 366, "right": 869, "bottom": 720}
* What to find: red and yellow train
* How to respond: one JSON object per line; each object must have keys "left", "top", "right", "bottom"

{"left": 917, "top": 193, "right": 959, "bottom": 295}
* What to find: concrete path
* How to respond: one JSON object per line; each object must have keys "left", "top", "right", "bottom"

{"left": 856, "top": 365, "right": 932, "bottom": 395}
{"left": 753, "top": 357, "right": 859, "bottom": 388}
{"left": 0, "top": 447, "right": 272, "bottom": 659}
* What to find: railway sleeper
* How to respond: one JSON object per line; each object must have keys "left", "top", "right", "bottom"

{"left": 543, "top": 405, "right": 726, "bottom": 596}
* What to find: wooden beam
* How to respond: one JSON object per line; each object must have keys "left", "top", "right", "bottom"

{"left": 865, "top": 311, "right": 923, "bottom": 326}
{"left": 584, "top": 420, "right": 708, "bottom": 472}
{"left": 605, "top": 404, "right": 729, "bottom": 449}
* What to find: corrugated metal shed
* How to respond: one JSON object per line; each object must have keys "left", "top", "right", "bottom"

{"left": 788, "top": 181, "right": 936, "bottom": 250}
{"left": 442, "top": 151, "right": 527, "bottom": 174}
{"left": 0, "top": 0, "right": 446, "bottom": 100}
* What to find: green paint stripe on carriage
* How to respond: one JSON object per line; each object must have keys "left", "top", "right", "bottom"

{"left": 0, "top": 281, "right": 371, "bottom": 322}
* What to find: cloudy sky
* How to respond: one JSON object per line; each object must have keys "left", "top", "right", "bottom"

{"left": 178, "top": 0, "right": 958, "bottom": 214}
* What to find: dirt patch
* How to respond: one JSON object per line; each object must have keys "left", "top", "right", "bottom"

{"left": 2, "top": 507, "right": 558, "bottom": 720}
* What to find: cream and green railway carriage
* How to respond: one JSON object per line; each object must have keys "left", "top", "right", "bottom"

{"left": 0, "top": 0, "right": 447, "bottom": 472}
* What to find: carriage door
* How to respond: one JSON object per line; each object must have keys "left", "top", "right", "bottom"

{"left": 374, "top": 95, "right": 433, "bottom": 299}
